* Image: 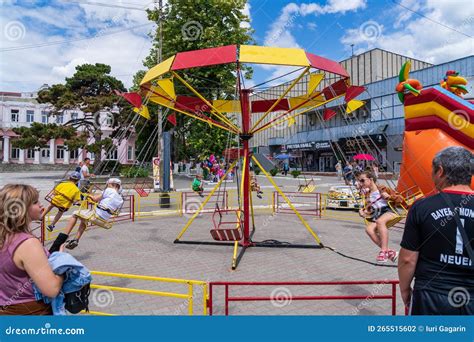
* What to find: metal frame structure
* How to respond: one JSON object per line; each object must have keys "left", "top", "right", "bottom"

{"left": 136, "top": 45, "right": 363, "bottom": 269}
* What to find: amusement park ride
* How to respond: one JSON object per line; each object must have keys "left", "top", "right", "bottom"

{"left": 117, "top": 44, "right": 473, "bottom": 269}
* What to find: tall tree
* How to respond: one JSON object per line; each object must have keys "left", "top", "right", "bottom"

{"left": 27, "top": 63, "right": 132, "bottom": 170}
{"left": 135, "top": 0, "right": 254, "bottom": 162}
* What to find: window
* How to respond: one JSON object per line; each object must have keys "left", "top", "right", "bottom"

{"left": 107, "top": 149, "right": 118, "bottom": 160}
{"left": 11, "top": 148, "right": 20, "bottom": 159}
{"left": 56, "top": 145, "right": 65, "bottom": 159}
{"left": 26, "top": 110, "right": 35, "bottom": 123}
{"left": 11, "top": 109, "right": 19, "bottom": 122}
{"left": 41, "top": 111, "right": 49, "bottom": 123}
{"left": 393, "top": 105, "right": 404, "bottom": 118}
{"left": 106, "top": 113, "right": 113, "bottom": 126}
{"left": 71, "top": 112, "right": 78, "bottom": 122}
{"left": 127, "top": 145, "right": 134, "bottom": 160}
{"left": 56, "top": 114, "right": 64, "bottom": 124}
{"left": 41, "top": 148, "right": 50, "bottom": 158}
{"left": 27, "top": 149, "right": 35, "bottom": 159}
{"left": 89, "top": 152, "right": 95, "bottom": 160}
{"left": 70, "top": 149, "right": 78, "bottom": 159}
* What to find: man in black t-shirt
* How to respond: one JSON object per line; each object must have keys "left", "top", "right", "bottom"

{"left": 399, "top": 146, "right": 474, "bottom": 315}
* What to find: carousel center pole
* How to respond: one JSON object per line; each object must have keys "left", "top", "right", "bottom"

{"left": 240, "top": 89, "right": 252, "bottom": 247}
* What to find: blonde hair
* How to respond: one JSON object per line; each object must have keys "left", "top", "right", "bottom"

{"left": 0, "top": 184, "right": 39, "bottom": 249}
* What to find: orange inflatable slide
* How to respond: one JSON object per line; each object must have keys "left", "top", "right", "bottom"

{"left": 397, "top": 85, "right": 474, "bottom": 195}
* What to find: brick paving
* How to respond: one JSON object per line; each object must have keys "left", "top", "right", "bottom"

{"left": 2, "top": 171, "right": 404, "bottom": 316}
{"left": 43, "top": 209, "right": 404, "bottom": 316}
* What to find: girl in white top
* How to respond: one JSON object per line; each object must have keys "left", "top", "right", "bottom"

{"left": 48, "top": 179, "right": 124, "bottom": 252}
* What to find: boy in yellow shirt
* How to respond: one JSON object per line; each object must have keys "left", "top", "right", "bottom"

{"left": 42, "top": 171, "right": 81, "bottom": 232}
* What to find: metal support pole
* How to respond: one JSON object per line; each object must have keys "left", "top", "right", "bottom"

{"left": 240, "top": 89, "right": 251, "bottom": 247}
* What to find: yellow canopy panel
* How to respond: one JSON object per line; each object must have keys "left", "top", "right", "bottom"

{"left": 289, "top": 94, "right": 325, "bottom": 109}
{"left": 213, "top": 100, "right": 241, "bottom": 113}
{"left": 140, "top": 56, "right": 175, "bottom": 85}
{"left": 346, "top": 100, "right": 365, "bottom": 114}
{"left": 239, "top": 45, "right": 310, "bottom": 67}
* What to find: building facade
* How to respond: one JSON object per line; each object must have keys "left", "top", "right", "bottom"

{"left": 251, "top": 49, "right": 473, "bottom": 172}
{"left": 0, "top": 90, "right": 136, "bottom": 166}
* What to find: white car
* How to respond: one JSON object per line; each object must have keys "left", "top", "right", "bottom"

{"left": 326, "top": 186, "right": 364, "bottom": 210}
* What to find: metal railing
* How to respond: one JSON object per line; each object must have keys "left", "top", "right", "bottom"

{"left": 209, "top": 280, "right": 404, "bottom": 316}
{"left": 85, "top": 271, "right": 208, "bottom": 316}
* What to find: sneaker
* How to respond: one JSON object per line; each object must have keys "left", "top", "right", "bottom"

{"left": 47, "top": 224, "right": 55, "bottom": 232}
{"left": 257, "top": 194, "right": 262, "bottom": 199}
{"left": 387, "top": 249, "right": 398, "bottom": 262}
{"left": 376, "top": 250, "right": 388, "bottom": 263}
{"left": 65, "top": 239, "right": 79, "bottom": 250}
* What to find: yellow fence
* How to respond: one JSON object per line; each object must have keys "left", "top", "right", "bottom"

{"left": 134, "top": 192, "right": 183, "bottom": 219}
{"left": 84, "top": 271, "right": 208, "bottom": 316}
{"left": 319, "top": 193, "right": 363, "bottom": 223}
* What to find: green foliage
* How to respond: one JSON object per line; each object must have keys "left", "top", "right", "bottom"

{"left": 270, "top": 168, "right": 279, "bottom": 177}
{"left": 291, "top": 170, "right": 301, "bottom": 178}
{"left": 12, "top": 123, "right": 76, "bottom": 149}
{"left": 32, "top": 63, "right": 132, "bottom": 168}
{"left": 96, "top": 160, "right": 122, "bottom": 175}
{"left": 134, "top": 0, "right": 254, "bottom": 161}
{"left": 254, "top": 168, "right": 261, "bottom": 175}
{"left": 121, "top": 166, "right": 150, "bottom": 178}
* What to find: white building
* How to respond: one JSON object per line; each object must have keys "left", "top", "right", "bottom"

{"left": 0, "top": 89, "right": 136, "bottom": 166}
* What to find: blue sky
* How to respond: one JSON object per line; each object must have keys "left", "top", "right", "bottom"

{"left": 0, "top": 0, "right": 472, "bottom": 92}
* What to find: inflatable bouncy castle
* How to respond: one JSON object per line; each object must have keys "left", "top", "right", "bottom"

{"left": 396, "top": 63, "right": 474, "bottom": 195}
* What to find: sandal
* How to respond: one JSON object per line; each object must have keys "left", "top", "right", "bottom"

{"left": 65, "top": 239, "right": 79, "bottom": 250}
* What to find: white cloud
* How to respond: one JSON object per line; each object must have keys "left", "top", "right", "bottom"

{"left": 0, "top": 1, "right": 154, "bottom": 92}
{"left": 52, "top": 58, "right": 89, "bottom": 78}
{"left": 261, "top": 1, "right": 366, "bottom": 87}
{"left": 324, "top": 0, "right": 367, "bottom": 14}
{"left": 241, "top": 2, "right": 252, "bottom": 28}
{"left": 264, "top": 1, "right": 367, "bottom": 48}
{"left": 340, "top": 0, "right": 474, "bottom": 64}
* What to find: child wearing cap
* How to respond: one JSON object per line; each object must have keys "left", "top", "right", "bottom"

{"left": 42, "top": 171, "right": 82, "bottom": 232}
{"left": 48, "top": 178, "right": 124, "bottom": 252}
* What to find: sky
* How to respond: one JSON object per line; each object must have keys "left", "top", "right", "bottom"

{"left": 0, "top": 0, "right": 473, "bottom": 92}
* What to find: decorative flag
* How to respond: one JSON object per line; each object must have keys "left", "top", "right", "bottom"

{"left": 346, "top": 99, "right": 365, "bottom": 114}
{"left": 344, "top": 86, "right": 366, "bottom": 102}
{"left": 167, "top": 112, "right": 177, "bottom": 126}
{"left": 133, "top": 105, "right": 150, "bottom": 120}
{"left": 323, "top": 108, "right": 337, "bottom": 121}
{"left": 287, "top": 115, "right": 296, "bottom": 127}
{"left": 115, "top": 90, "right": 143, "bottom": 108}
{"left": 307, "top": 73, "right": 324, "bottom": 94}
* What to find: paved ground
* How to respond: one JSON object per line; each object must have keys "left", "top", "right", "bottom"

{"left": 2, "top": 171, "right": 404, "bottom": 316}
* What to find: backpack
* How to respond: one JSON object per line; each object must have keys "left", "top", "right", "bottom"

{"left": 64, "top": 283, "right": 91, "bottom": 314}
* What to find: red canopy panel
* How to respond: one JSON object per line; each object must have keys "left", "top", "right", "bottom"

{"left": 345, "top": 85, "right": 366, "bottom": 103}
{"left": 171, "top": 45, "right": 237, "bottom": 71}
{"left": 175, "top": 95, "right": 208, "bottom": 112}
{"left": 306, "top": 52, "right": 349, "bottom": 78}
{"left": 404, "top": 87, "right": 474, "bottom": 122}
{"left": 322, "top": 79, "right": 348, "bottom": 101}
{"left": 323, "top": 108, "right": 337, "bottom": 121}
{"left": 405, "top": 116, "right": 473, "bottom": 149}
{"left": 251, "top": 99, "right": 290, "bottom": 113}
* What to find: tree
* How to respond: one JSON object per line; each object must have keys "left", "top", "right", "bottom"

{"left": 135, "top": 0, "right": 254, "bottom": 162}
{"left": 17, "top": 63, "right": 132, "bottom": 170}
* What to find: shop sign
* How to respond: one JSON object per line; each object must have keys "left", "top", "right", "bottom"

{"left": 286, "top": 142, "right": 313, "bottom": 149}
{"left": 314, "top": 141, "right": 331, "bottom": 150}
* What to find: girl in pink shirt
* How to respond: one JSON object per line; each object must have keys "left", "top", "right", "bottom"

{"left": 0, "top": 184, "right": 63, "bottom": 315}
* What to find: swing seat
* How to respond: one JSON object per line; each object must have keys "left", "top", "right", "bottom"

{"left": 74, "top": 197, "right": 121, "bottom": 230}
{"left": 298, "top": 179, "right": 315, "bottom": 193}
{"left": 135, "top": 187, "right": 150, "bottom": 197}
{"left": 210, "top": 208, "right": 242, "bottom": 241}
